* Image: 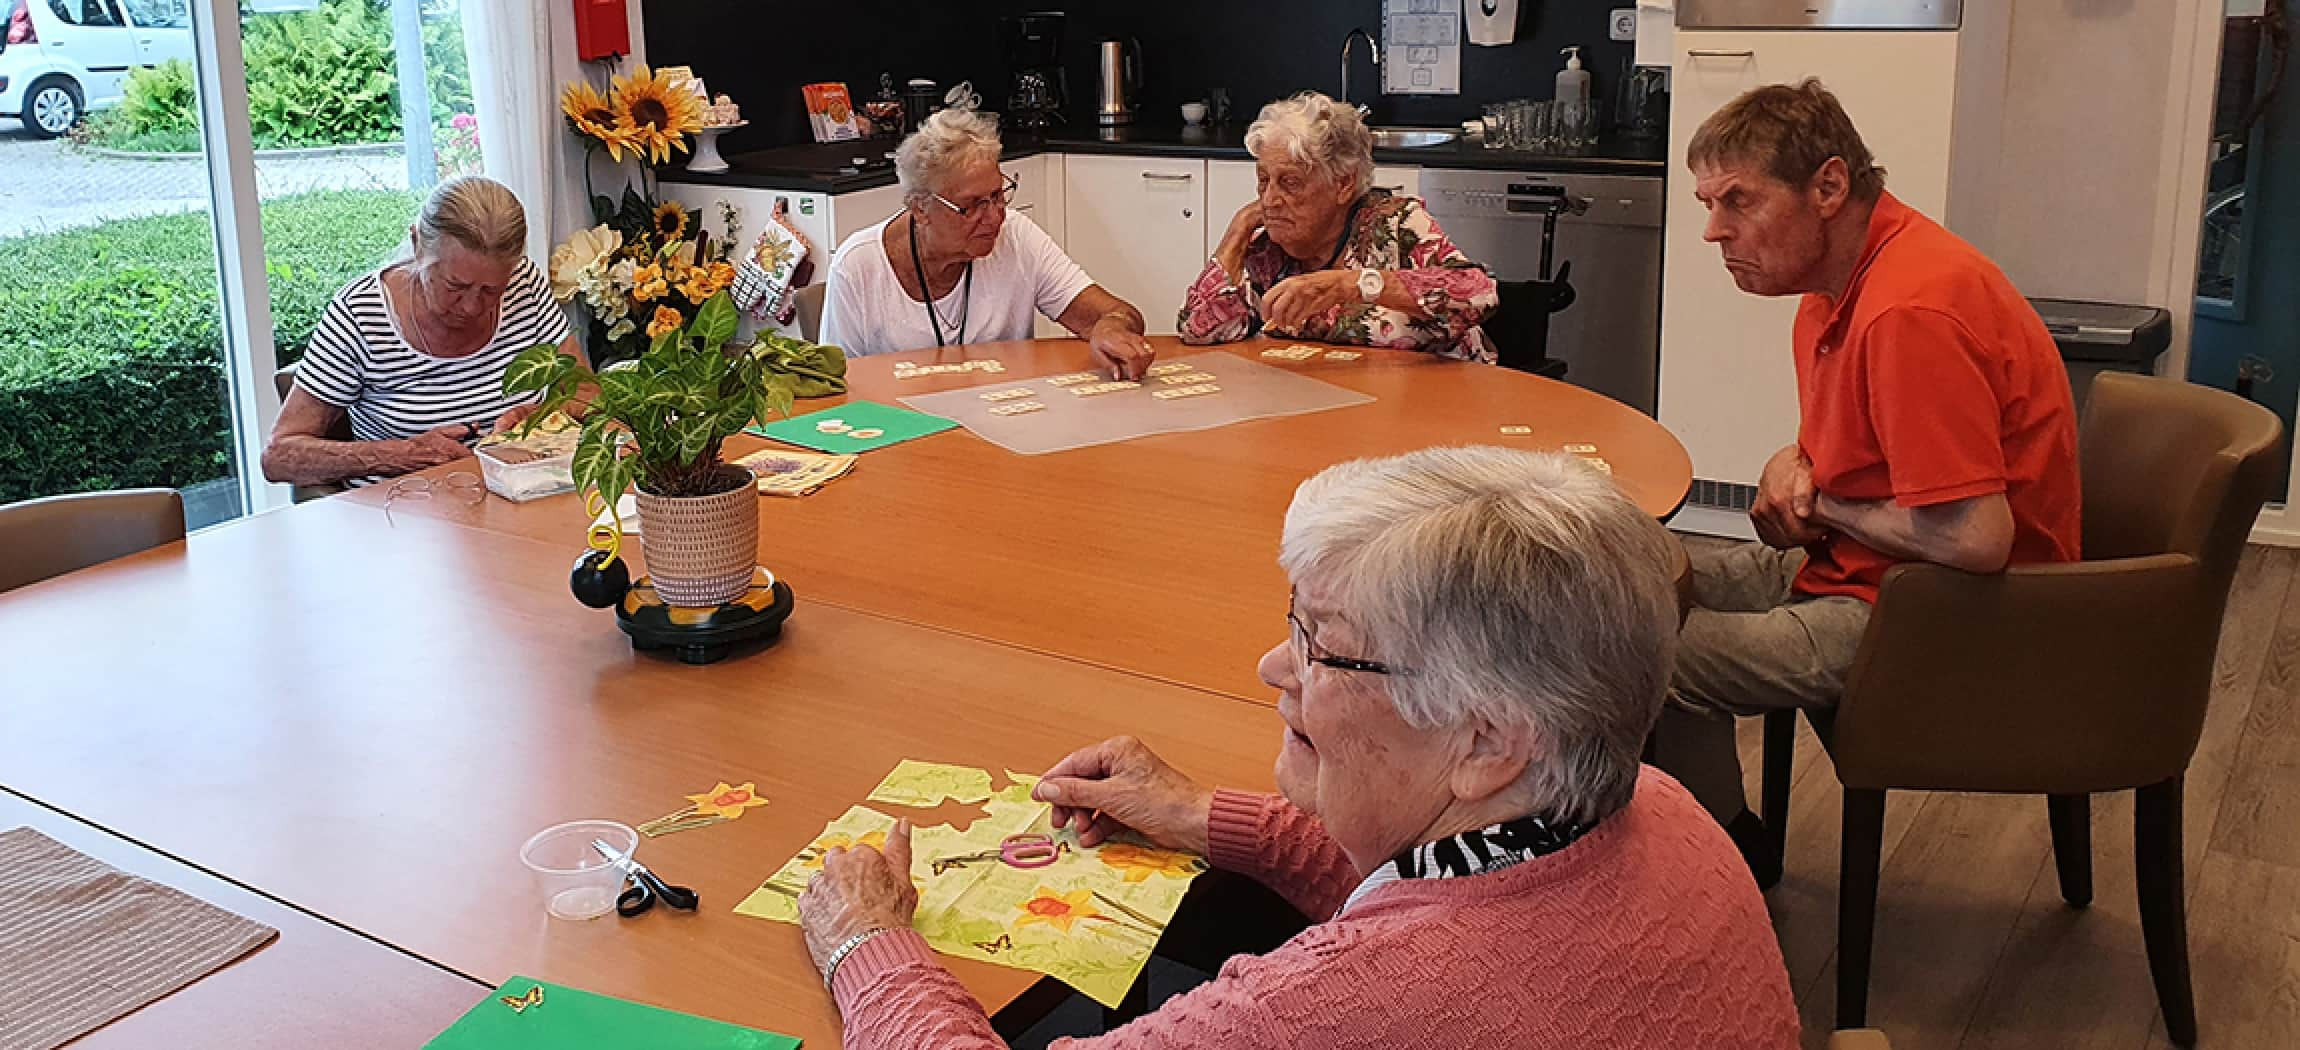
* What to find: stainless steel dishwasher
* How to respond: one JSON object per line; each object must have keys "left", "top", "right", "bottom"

{"left": 1422, "top": 170, "right": 1665, "bottom": 416}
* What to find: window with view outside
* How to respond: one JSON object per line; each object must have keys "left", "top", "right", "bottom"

{"left": 0, "top": 0, "right": 484, "bottom": 529}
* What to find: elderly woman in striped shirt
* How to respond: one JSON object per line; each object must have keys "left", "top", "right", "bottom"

{"left": 262, "top": 176, "right": 580, "bottom": 488}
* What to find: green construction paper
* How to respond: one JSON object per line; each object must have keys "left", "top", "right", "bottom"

{"left": 748, "top": 401, "right": 957, "bottom": 454}
{"left": 424, "top": 977, "right": 801, "bottom": 1050}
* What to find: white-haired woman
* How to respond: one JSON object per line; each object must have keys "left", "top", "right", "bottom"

{"left": 262, "top": 175, "right": 581, "bottom": 487}
{"left": 821, "top": 109, "right": 1155, "bottom": 377}
{"left": 1180, "top": 92, "right": 1498, "bottom": 361}
{"left": 797, "top": 448, "right": 1801, "bottom": 1050}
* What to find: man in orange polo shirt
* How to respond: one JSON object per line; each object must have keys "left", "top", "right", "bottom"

{"left": 1648, "top": 80, "right": 2082, "bottom": 886}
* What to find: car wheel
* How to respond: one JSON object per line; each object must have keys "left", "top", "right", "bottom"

{"left": 26, "top": 78, "right": 83, "bottom": 139}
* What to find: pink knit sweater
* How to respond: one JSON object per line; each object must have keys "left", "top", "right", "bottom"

{"left": 832, "top": 767, "right": 1800, "bottom": 1049}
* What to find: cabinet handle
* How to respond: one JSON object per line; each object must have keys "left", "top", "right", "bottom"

{"left": 1141, "top": 172, "right": 1195, "bottom": 182}
{"left": 1686, "top": 48, "right": 1755, "bottom": 58}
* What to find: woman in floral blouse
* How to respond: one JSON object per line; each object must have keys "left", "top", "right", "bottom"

{"left": 1178, "top": 92, "right": 1498, "bottom": 361}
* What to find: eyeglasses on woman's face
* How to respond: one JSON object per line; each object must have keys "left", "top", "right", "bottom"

{"left": 1286, "top": 589, "right": 1408, "bottom": 677}
{"left": 931, "top": 173, "right": 1021, "bottom": 222}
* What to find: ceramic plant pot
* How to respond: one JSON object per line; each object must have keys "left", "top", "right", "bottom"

{"left": 633, "top": 465, "right": 758, "bottom": 607}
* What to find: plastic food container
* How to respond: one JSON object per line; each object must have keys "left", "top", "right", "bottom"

{"left": 519, "top": 819, "right": 637, "bottom": 921}
{"left": 477, "top": 444, "right": 576, "bottom": 502}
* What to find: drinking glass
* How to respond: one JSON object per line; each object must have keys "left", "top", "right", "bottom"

{"left": 1481, "top": 103, "right": 1507, "bottom": 149}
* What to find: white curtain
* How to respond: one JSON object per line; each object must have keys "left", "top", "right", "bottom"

{"left": 461, "top": 0, "right": 649, "bottom": 262}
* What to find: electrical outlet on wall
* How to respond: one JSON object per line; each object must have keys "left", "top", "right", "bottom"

{"left": 1610, "top": 8, "right": 1637, "bottom": 41}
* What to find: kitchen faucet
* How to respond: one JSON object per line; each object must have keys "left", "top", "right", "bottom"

{"left": 1341, "top": 28, "right": 1381, "bottom": 115}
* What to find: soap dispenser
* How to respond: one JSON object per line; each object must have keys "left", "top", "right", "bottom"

{"left": 1557, "top": 46, "right": 1591, "bottom": 104}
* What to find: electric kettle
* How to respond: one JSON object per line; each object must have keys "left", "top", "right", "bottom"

{"left": 1096, "top": 38, "right": 1142, "bottom": 127}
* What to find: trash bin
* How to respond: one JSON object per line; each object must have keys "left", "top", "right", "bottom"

{"left": 2029, "top": 298, "right": 2171, "bottom": 410}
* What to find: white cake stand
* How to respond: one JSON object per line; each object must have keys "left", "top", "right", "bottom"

{"left": 687, "top": 121, "right": 747, "bottom": 174}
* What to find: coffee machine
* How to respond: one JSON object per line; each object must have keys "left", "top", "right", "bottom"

{"left": 1002, "top": 12, "right": 1066, "bottom": 130}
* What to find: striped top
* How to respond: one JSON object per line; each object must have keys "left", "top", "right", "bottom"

{"left": 296, "top": 259, "right": 570, "bottom": 464}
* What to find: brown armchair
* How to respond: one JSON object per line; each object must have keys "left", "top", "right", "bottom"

{"left": 0, "top": 488, "right": 185, "bottom": 594}
{"left": 1756, "top": 372, "right": 2286, "bottom": 1047}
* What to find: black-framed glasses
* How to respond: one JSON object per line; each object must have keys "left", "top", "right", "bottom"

{"left": 1286, "top": 590, "right": 1407, "bottom": 676}
{"left": 931, "top": 174, "right": 1021, "bottom": 221}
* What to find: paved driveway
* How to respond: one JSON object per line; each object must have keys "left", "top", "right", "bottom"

{"left": 0, "top": 117, "right": 410, "bottom": 239}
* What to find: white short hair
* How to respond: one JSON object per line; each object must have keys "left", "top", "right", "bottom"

{"left": 895, "top": 108, "right": 1002, "bottom": 204}
{"left": 1279, "top": 447, "right": 1679, "bottom": 826}
{"left": 1245, "top": 92, "right": 1375, "bottom": 196}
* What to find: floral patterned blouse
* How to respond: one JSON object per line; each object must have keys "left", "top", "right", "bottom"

{"left": 1177, "top": 191, "right": 1499, "bottom": 362}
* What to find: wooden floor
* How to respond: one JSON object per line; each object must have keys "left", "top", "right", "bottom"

{"left": 1701, "top": 539, "right": 2300, "bottom": 1049}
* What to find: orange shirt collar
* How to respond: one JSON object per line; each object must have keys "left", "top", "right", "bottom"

{"left": 1813, "top": 191, "right": 1916, "bottom": 349}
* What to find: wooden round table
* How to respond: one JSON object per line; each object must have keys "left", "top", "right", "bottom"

{"left": 364, "top": 335, "right": 1693, "bottom": 702}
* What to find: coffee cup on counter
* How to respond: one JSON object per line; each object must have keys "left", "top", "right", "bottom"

{"left": 1181, "top": 101, "right": 1208, "bottom": 125}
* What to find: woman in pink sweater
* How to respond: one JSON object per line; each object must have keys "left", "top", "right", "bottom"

{"left": 799, "top": 447, "right": 1802, "bottom": 1049}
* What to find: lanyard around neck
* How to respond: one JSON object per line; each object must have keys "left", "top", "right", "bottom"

{"left": 908, "top": 216, "right": 972, "bottom": 348}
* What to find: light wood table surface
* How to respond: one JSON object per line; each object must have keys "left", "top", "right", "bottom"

{"left": 350, "top": 336, "right": 1692, "bottom": 702}
{"left": 0, "top": 496, "right": 1283, "bottom": 1048}
{"left": 0, "top": 790, "right": 488, "bottom": 1049}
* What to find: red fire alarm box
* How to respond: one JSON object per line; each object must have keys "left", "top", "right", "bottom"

{"left": 574, "top": 0, "right": 629, "bottom": 62}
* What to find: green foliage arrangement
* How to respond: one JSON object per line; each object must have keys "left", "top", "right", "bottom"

{"left": 241, "top": 0, "right": 397, "bottom": 147}
{"left": 114, "top": 60, "right": 198, "bottom": 138}
{"left": 0, "top": 190, "right": 420, "bottom": 503}
{"left": 81, "top": 0, "right": 474, "bottom": 152}
{"left": 503, "top": 293, "right": 849, "bottom": 502}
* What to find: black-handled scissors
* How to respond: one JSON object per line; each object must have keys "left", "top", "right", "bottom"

{"left": 591, "top": 838, "right": 699, "bottom": 917}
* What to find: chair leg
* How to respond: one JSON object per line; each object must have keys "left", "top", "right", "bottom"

{"left": 2135, "top": 776, "right": 2197, "bottom": 1048}
{"left": 2047, "top": 793, "right": 2093, "bottom": 908}
{"left": 1760, "top": 709, "right": 1795, "bottom": 868}
{"left": 1837, "top": 788, "right": 1887, "bottom": 1031}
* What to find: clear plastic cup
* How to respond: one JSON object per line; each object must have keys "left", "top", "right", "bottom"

{"left": 519, "top": 819, "right": 636, "bottom": 921}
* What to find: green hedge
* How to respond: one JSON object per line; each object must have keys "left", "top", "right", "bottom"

{"left": 83, "top": 0, "right": 474, "bottom": 152}
{"left": 0, "top": 189, "right": 421, "bottom": 502}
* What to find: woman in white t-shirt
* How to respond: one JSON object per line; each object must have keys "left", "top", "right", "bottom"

{"left": 820, "top": 109, "right": 1155, "bottom": 377}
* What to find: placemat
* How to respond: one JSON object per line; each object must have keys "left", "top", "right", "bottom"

{"left": 897, "top": 351, "right": 1375, "bottom": 456}
{"left": 0, "top": 826, "right": 279, "bottom": 1050}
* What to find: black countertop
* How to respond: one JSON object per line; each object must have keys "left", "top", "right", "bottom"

{"left": 659, "top": 124, "right": 1668, "bottom": 195}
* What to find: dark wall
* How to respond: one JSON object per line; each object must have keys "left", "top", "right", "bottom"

{"left": 644, "top": 1, "right": 1634, "bottom": 152}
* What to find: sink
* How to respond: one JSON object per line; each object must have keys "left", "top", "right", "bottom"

{"left": 1369, "top": 128, "right": 1457, "bottom": 149}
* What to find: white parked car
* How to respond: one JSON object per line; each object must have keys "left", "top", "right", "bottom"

{"left": 1, "top": 0, "right": 193, "bottom": 138}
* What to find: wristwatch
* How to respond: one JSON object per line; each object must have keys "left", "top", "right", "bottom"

{"left": 1356, "top": 268, "right": 1384, "bottom": 303}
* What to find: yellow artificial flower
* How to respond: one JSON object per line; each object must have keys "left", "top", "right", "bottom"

{"left": 652, "top": 201, "right": 690, "bottom": 242}
{"left": 611, "top": 65, "right": 706, "bottom": 164}
{"left": 1096, "top": 843, "right": 1204, "bottom": 883}
{"left": 685, "top": 781, "right": 768, "bottom": 821}
{"left": 1014, "top": 886, "right": 1102, "bottom": 933}
{"left": 707, "top": 261, "right": 737, "bottom": 291}
{"left": 631, "top": 263, "right": 668, "bottom": 303}
{"left": 645, "top": 305, "right": 684, "bottom": 340}
{"left": 559, "top": 80, "right": 629, "bottom": 161}
{"left": 677, "top": 267, "right": 718, "bottom": 305}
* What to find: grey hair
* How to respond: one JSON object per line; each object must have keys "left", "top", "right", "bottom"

{"left": 1245, "top": 91, "right": 1376, "bottom": 196}
{"left": 1278, "top": 447, "right": 1680, "bottom": 827}
{"left": 410, "top": 175, "right": 527, "bottom": 269}
{"left": 896, "top": 108, "right": 1003, "bottom": 205}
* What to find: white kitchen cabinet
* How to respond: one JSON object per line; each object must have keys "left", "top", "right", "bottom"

{"left": 1371, "top": 164, "right": 1421, "bottom": 199}
{"left": 1063, "top": 154, "right": 1207, "bottom": 335}
{"left": 1205, "top": 159, "right": 1257, "bottom": 237}
{"left": 1659, "top": 28, "right": 1969, "bottom": 534}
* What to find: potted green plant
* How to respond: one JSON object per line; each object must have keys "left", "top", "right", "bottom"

{"left": 503, "top": 290, "right": 847, "bottom": 607}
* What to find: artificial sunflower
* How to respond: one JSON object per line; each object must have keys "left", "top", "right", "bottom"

{"left": 612, "top": 65, "right": 707, "bottom": 164}
{"left": 652, "top": 200, "right": 691, "bottom": 242}
{"left": 559, "top": 80, "right": 629, "bottom": 161}
{"left": 645, "top": 305, "right": 685, "bottom": 340}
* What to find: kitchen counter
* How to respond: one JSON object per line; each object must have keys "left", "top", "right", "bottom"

{"left": 658, "top": 124, "right": 1667, "bottom": 194}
